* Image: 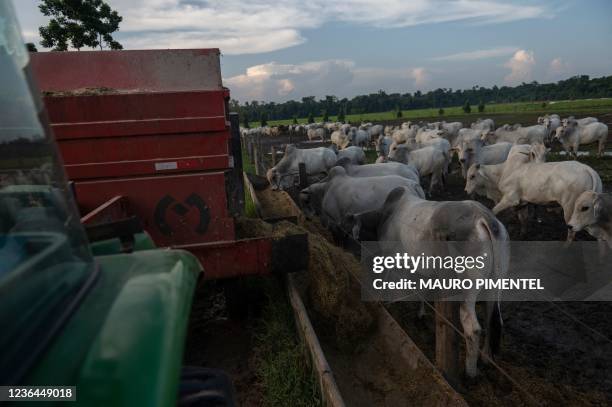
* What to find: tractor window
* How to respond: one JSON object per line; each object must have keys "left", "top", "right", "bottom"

{"left": 0, "top": 2, "right": 94, "bottom": 383}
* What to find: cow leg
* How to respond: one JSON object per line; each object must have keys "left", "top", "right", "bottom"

{"left": 460, "top": 299, "right": 481, "bottom": 378}
{"left": 517, "top": 205, "right": 529, "bottom": 238}
{"left": 482, "top": 301, "right": 502, "bottom": 363}
{"left": 492, "top": 196, "right": 519, "bottom": 215}
{"left": 598, "top": 139, "right": 605, "bottom": 158}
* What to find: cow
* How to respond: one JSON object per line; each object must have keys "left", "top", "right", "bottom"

{"left": 335, "top": 145, "right": 366, "bottom": 165}
{"left": 471, "top": 118, "right": 495, "bottom": 132}
{"left": 554, "top": 120, "right": 608, "bottom": 158}
{"left": 298, "top": 167, "right": 424, "bottom": 243}
{"left": 456, "top": 138, "right": 513, "bottom": 178}
{"left": 334, "top": 157, "right": 420, "bottom": 183}
{"left": 562, "top": 116, "right": 598, "bottom": 127}
{"left": 388, "top": 143, "right": 448, "bottom": 193}
{"left": 568, "top": 191, "right": 612, "bottom": 247}
{"left": 483, "top": 124, "right": 547, "bottom": 145}
{"left": 490, "top": 147, "right": 602, "bottom": 240}
{"left": 331, "top": 130, "right": 351, "bottom": 149}
{"left": 464, "top": 144, "right": 546, "bottom": 236}
{"left": 351, "top": 128, "right": 371, "bottom": 148}
{"left": 376, "top": 134, "right": 394, "bottom": 158}
{"left": 349, "top": 186, "right": 510, "bottom": 378}
{"left": 307, "top": 126, "right": 327, "bottom": 141}
{"left": 266, "top": 145, "right": 337, "bottom": 190}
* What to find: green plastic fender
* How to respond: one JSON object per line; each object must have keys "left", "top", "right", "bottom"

{"left": 24, "top": 248, "right": 202, "bottom": 407}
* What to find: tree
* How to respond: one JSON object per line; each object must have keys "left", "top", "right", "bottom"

{"left": 242, "top": 115, "right": 250, "bottom": 129}
{"left": 292, "top": 116, "right": 298, "bottom": 125}
{"left": 438, "top": 108, "right": 444, "bottom": 116}
{"left": 462, "top": 100, "right": 471, "bottom": 114}
{"left": 26, "top": 43, "right": 38, "bottom": 52}
{"left": 38, "top": 0, "right": 123, "bottom": 51}
{"left": 338, "top": 107, "right": 346, "bottom": 123}
{"left": 478, "top": 100, "right": 485, "bottom": 113}
{"left": 322, "top": 109, "right": 329, "bottom": 122}
{"left": 260, "top": 112, "right": 268, "bottom": 127}
{"left": 307, "top": 112, "right": 315, "bottom": 124}
{"left": 396, "top": 105, "right": 403, "bottom": 118}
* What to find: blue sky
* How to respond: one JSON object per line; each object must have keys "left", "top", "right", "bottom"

{"left": 13, "top": 0, "right": 612, "bottom": 102}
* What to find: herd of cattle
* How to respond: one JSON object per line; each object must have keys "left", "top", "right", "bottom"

{"left": 242, "top": 114, "right": 611, "bottom": 378}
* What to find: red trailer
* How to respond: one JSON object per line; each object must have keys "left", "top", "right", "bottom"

{"left": 30, "top": 49, "right": 306, "bottom": 280}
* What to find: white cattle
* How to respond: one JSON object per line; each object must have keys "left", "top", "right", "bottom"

{"left": 352, "top": 129, "right": 371, "bottom": 148}
{"left": 336, "top": 146, "right": 366, "bottom": 165}
{"left": 331, "top": 130, "right": 351, "bottom": 149}
{"left": 456, "top": 137, "right": 513, "bottom": 177}
{"left": 334, "top": 158, "right": 420, "bottom": 183}
{"left": 388, "top": 143, "right": 448, "bottom": 193}
{"left": 554, "top": 121, "right": 608, "bottom": 158}
{"left": 266, "top": 145, "right": 337, "bottom": 190}
{"left": 568, "top": 191, "right": 612, "bottom": 247}
{"left": 471, "top": 118, "right": 495, "bottom": 132}
{"left": 307, "top": 126, "right": 327, "bottom": 141}
{"left": 491, "top": 149, "right": 602, "bottom": 240}
{"left": 484, "top": 124, "right": 547, "bottom": 145}
{"left": 562, "top": 116, "right": 598, "bottom": 127}
{"left": 299, "top": 167, "right": 424, "bottom": 242}
{"left": 349, "top": 186, "right": 510, "bottom": 378}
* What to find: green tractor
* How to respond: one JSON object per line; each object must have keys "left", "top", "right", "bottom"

{"left": 0, "top": 3, "right": 234, "bottom": 405}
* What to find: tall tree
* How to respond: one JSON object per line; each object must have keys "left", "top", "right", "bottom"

{"left": 260, "top": 112, "right": 268, "bottom": 127}
{"left": 26, "top": 43, "right": 38, "bottom": 52}
{"left": 462, "top": 100, "right": 471, "bottom": 114}
{"left": 292, "top": 116, "right": 298, "bottom": 125}
{"left": 39, "top": 0, "right": 123, "bottom": 51}
{"left": 322, "top": 109, "right": 329, "bottom": 122}
{"left": 242, "top": 115, "right": 250, "bottom": 129}
{"left": 477, "top": 100, "right": 485, "bottom": 113}
{"left": 338, "top": 107, "right": 346, "bottom": 123}
{"left": 307, "top": 112, "right": 315, "bottom": 124}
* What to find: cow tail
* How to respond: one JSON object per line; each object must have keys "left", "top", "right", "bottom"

{"left": 475, "top": 214, "right": 509, "bottom": 356}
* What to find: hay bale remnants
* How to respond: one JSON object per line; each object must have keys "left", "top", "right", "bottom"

{"left": 236, "top": 217, "right": 376, "bottom": 346}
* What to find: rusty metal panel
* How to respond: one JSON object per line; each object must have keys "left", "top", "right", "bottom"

{"left": 74, "top": 172, "right": 235, "bottom": 245}
{"left": 30, "top": 49, "right": 222, "bottom": 92}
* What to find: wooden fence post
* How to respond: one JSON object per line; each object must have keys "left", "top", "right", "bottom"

{"left": 253, "top": 144, "right": 260, "bottom": 175}
{"left": 435, "top": 301, "right": 460, "bottom": 386}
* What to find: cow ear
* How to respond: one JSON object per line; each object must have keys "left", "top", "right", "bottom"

{"left": 593, "top": 195, "right": 607, "bottom": 223}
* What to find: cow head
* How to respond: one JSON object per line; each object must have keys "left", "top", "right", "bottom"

{"left": 465, "top": 163, "right": 488, "bottom": 196}
{"left": 568, "top": 191, "right": 606, "bottom": 232}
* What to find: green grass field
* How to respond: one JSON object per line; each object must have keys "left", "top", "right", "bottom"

{"left": 267, "top": 98, "right": 612, "bottom": 126}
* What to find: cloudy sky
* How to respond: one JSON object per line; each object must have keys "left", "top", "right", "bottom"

{"left": 13, "top": 0, "right": 612, "bottom": 102}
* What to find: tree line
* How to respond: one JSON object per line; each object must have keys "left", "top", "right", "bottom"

{"left": 231, "top": 75, "right": 612, "bottom": 123}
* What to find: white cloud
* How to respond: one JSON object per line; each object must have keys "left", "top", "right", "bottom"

{"left": 504, "top": 49, "right": 536, "bottom": 84}
{"left": 16, "top": 0, "right": 550, "bottom": 54}
{"left": 225, "top": 60, "right": 356, "bottom": 101}
{"left": 548, "top": 57, "right": 569, "bottom": 76}
{"left": 432, "top": 46, "right": 519, "bottom": 61}
{"left": 410, "top": 67, "right": 430, "bottom": 88}
{"left": 225, "top": 59, "right": 431, "bottom": 101}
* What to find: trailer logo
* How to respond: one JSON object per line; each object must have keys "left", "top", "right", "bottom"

{"left": 154, "top": 193, "right": 211, "bottom": 235}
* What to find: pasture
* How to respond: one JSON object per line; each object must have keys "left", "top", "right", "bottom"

{"left": 267, "top": 98, "right": 612, "bottom": 126}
